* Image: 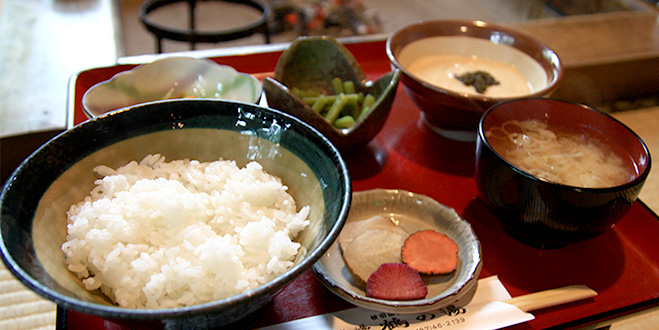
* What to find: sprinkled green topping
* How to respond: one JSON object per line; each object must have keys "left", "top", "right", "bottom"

{"left": 455, "top": 70, "right": 500, "bottom": 94}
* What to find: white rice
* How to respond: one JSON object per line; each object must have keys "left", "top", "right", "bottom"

{"left": 61, "top": 154, "right": 310, "bottom": 309}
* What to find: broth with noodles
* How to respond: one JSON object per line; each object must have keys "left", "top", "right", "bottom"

{"left": 485, "top": 119, "right": 637, "bottom": 188}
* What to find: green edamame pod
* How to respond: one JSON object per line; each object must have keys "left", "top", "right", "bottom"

{"left": 325, "top": 93, "right": 348, "bottom": 124}
{"left": 303, "top": 95, "right": 339, "bottom": 106}
{"left": 359, "top": 93, "right": 377, "bottom": 118}
{"left": 311, "top": 95, "right": 328, "bottom": 113}
{"left": 335, "top": 115, "right": 356, "bottom": 129}
{"left": 361, "top": 93, "right": 376, "bottom": 110}
{"left": 332, "top": 77, "right": 344, "bottom": 94}
{"left": 343, "top": 80, "right": 356, "bottom": 94}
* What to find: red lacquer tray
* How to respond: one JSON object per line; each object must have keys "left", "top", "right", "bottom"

{"left": 61, "top": 39, "right": 659, "bottom": 329}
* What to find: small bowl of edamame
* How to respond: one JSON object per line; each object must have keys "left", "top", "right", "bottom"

{"left": 263, "top": 36, "right": 401, "bottom": 152}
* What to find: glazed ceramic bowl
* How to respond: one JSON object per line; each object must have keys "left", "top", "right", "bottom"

{"left": 82, "top": 57, "right": 262, "bottom": 118}
{"left": 475, "top": 98, "right": 651, "bottom": 247}
{"left": 0, "top": 99, "right": 351, "bottom": 328}
{"left": 263, "top": 36, "right": 401, "bottom": 152}
{"left": 387, "top": 20, "right": 563, "bottom": 141}
{"left": 313, "top": 189, "right": 482, "bottom": 314}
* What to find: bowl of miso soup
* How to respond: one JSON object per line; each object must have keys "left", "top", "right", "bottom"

{"left": 475, "top": 98, "right": 651, "bottom": 248}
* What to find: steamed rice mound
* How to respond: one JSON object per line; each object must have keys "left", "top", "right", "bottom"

{"left": 61, "top": 154, "right": 310, "bottom": 309}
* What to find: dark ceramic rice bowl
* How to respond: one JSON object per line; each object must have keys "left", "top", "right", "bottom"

{"left": 0, "top": 99, "right": 351, "bottom": 328}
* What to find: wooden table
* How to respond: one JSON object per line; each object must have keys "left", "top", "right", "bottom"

{"left": 612, "top": 107, "right": 659, "bottom": 213}
{"left": 0, "top": 0, "right": 119, "bottom": 138}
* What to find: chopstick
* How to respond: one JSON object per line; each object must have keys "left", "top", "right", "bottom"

{"left": 504, "top": 285, "right": 597, "bottom": 312}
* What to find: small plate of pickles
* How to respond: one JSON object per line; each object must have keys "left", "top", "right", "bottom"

{"left": 312, "top": 189, "right": 483, "bottom": 314}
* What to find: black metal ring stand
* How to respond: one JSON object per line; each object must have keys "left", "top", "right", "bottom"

{"left": 139, "top": 0, "right": 271, "bottom": 53}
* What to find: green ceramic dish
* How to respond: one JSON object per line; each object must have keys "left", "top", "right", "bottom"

{"left": 263, "top": 36, "right": 401, "bottom": 152}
